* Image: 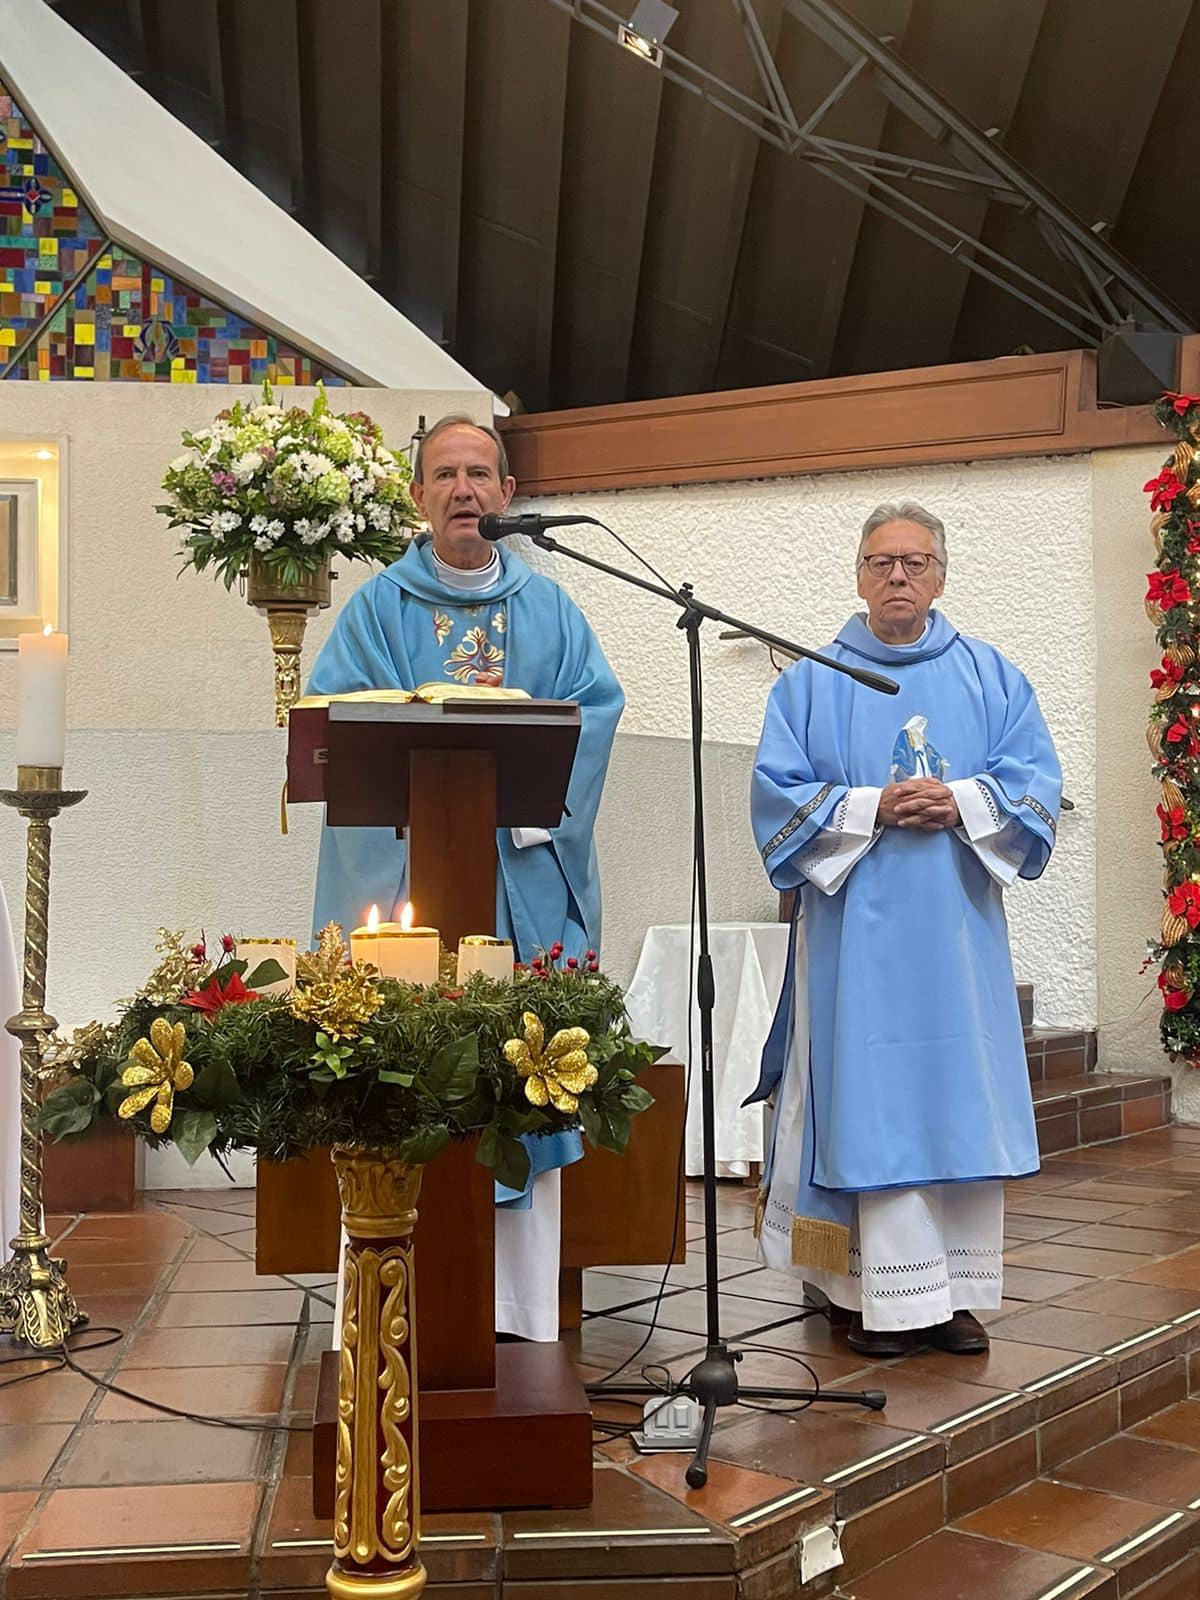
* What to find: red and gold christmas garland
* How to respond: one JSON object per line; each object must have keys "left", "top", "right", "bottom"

{"left": 1144, "top": 391, "right": 1200, "bottom": 1061}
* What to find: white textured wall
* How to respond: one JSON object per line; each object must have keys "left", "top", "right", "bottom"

{"left": 520, "top": 456, "right": 1098, "bottom": 1030}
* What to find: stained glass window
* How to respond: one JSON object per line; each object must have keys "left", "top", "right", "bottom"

{"left": 0, "top": 77, "right": 105, "bottom": 361}
{"left": 0, "top": 78, "right": 345, "bottom": 385}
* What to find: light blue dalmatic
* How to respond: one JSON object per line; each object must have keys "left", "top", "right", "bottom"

{"left": 747, "top": 610, "right": 1061, "bottom": 1241}
{"left": 308, "top": 535, "right": 624, "bottom": 1203}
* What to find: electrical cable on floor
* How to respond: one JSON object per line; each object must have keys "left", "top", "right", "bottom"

{"left": 0, "top": 1326, "right": 313, "bottom": 1433}
{"left": 584, "top": 855, "right": 698, "bottom": 1392}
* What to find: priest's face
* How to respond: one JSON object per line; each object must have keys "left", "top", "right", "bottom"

{"left": 856, "top": 519, "right": 946, "bottom": 644}
{"left": 412, "top": 424, "right": 516, "bottom": 569}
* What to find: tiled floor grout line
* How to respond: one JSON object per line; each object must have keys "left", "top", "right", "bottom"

{"left": 0, "top": 1223, "right": 197, "bottom": 1588}
{"left": 246, "top": 1299, "right": 314, "bottom": 1598}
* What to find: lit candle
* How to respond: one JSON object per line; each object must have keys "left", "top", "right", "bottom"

{"left": 349, "top": 905, "right": 381, "bottom": 971}
{"left": 457, "top": 935, "right": 514, "bottom": 983}
{"left": 16, "top": 626, "right": 68, "bottom": 772}
{"left": 237, "top": 937, "right": 297, "bottom": 997}
{"left": 375, "top": 902, "right": 440, "bottom": 985}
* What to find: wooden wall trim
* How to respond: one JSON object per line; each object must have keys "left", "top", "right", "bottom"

{"left": 501, "top": 339, "right": 1200, "bottom": 497}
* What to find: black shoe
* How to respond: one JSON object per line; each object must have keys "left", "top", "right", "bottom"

{"left": 846, "top": 1315, "right": 915, "bottom": 1357}
{"left": 922, "top": 1310, "right": 989, "bottom": 1354}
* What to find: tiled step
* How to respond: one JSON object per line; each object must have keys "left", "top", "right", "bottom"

{"left": 1034, "top": 1072, "right": 1173, "bottom": 1157}
{"left": 1026, "top": 1026, "right": 1097, "bottom": 1083}
{"left": 840, "top": 1396, "right": 1200, "bottom": 1599}
{"left": 573, "top": 1131, "right": 1200, "bottom": 1600}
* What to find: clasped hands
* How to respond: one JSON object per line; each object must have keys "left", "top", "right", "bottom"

{"left": 878, "top": 777, "right": 960, "bottom": 831}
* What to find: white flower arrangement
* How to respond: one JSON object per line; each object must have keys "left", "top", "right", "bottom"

{"left": 157, "top": 382, "right": 421, "bottom": 589}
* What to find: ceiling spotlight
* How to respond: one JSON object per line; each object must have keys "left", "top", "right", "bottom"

{"left": 33, "top": 449, "right": 54, "bottom": 460}
{"left": 619, "top": 0, "right": 678, "bottom": 68}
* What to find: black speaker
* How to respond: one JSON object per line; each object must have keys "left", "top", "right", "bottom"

{"left": 1096, "top": 329, "right": 1181, "bottom": 406}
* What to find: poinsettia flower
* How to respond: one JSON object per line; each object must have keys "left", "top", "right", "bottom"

{"left": 1151, "top": 655, "right": 1185, "bottom": 690}
{"left": 1158, "top": 970, "right": 1192, "bottom": 1010}
{"left": 1159, "top": 803, "right": 1190, "bottom": 843}
{"left": 1147, "top": 569, "right": 1192, "bottom": 609}
{"left": 1167, "top": 882, "right": 1200, "bottom": 926}
{"left": 182, "top": 969, "right": 259, "bottom": 1014}
{"left": 1145, "top": 469, "right": 1188, "bottom": 513}
{"left": 1164, "top": 714, "right": 1198, "bottom": 754}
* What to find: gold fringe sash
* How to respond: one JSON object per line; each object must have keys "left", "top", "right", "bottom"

{"left": 791, "top": 1215, "right": 851, "bottom": 1275}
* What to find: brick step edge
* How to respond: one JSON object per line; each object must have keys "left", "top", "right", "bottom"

{"left": 1035, "top": 1070, "right": 1171, "bottom": 1155}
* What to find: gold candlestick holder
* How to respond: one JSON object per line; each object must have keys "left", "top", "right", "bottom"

{"left": 0, "top": 764, "right": 88, "bottom": 1349}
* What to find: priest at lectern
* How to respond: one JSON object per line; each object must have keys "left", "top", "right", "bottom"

{"left": 308, "top": 414, "right": 623, "bottom": 1340}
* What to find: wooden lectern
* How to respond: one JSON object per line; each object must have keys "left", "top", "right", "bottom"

{"left": 288, "top": 694, "right": 582, "bottom": 947}
{"left": 281, "top": 696, "right": 599, "bottom": 1514}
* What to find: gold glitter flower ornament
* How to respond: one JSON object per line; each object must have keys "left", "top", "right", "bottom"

{"left": 503, "top": 1011, "right": 596, "bottom": 1114}
{"left": 119, "top": 1018, "right": 194, "bottom": 1134}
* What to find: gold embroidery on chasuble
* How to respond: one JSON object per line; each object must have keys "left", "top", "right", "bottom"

{"left": 440, "top": 593, "right": 507, "bottom": 684}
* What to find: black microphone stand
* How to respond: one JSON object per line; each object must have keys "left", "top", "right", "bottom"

{"left": 526, "top": 527, "right": 898, "bottom": 1488}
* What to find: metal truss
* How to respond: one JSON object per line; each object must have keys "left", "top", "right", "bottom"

{"left": 548, "top": 0, "right": 1193, "bottom": 345}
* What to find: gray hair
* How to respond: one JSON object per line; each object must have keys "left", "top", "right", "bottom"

{"left": 857, "top": 502, "right": 947, "bottom": 568}
{"left": 413, "top": 413, "right": 510, "bottom": 484}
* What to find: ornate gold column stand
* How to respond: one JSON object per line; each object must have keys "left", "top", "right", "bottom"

{"left": 327, "top": 1147, "right": 426, "bottom": 1600}
{"left": 0, "top": 765, "right": 87, "bottom": 1349}
{"left": 246, "top": 555, "right": 332, "bottom": 727}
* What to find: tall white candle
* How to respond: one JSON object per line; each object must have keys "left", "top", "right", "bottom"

{"left": 16, "top": 626, "right": 67, "bottom": 771}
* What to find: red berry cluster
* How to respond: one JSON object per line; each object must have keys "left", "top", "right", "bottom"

{"left": 529, "top": 942, "right": 600, "bottom": 979}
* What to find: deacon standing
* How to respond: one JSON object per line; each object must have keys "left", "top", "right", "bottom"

{"left": 309, "top": 414, "right": 624, "bottom": 1341}
{"left": 748, "top": 502, "right": 1061, "bottom": 1356}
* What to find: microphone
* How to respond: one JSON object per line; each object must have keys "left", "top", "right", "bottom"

{"left": 477, "top": 512, "right": 598, "bottom": 541}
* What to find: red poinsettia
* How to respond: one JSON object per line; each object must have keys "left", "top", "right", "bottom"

{"left": 1147, "top": 568, "right": 1192, "bottom": 609}
{"left": 1167, "top": 881, "right": 1200, "bottom": 927}
{"left": 1159, "top": 803, "right": 1190, "bottom": 843}
{"left": 182, "top": 969, "right": 259, "bottom": 1015}
{"left": 1145, "top": 469, "right": 1189, "bottom": 513}
{"left": 1165, "top": 714, "right": 1199, "bottom": 756}
{"left": 1167, "top": 392, "right": 1200, "bottom": 416}
{"left": 1151, "top": 655, "right": 1185, "bottom": 691}
{"left": 1158, "top": 970, "right": 1192, "bottom": 1011}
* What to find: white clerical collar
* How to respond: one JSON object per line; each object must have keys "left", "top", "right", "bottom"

{"left": 867, "top": 615, "right": 931, "bottom": 650}
{"left": 432, "top": 547, "right": 500, "bottom": 593}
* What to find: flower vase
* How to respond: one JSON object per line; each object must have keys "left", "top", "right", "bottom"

{"left": 327, "top": 1147, "right": 426, "bottom": 1600}
{"left": 246, "top": 554, "right": 333, "bottom": 727}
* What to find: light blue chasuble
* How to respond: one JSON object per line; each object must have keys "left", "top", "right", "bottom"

{"left": 747, "top": 610, "right": 1061, "bottom": 1260}
{"left": 308, "top": 535, "right": 624, "bottom": 1203}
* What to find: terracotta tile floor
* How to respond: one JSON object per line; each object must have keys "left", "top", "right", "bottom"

{"left": 0, "top": 1126, "right": 1196, "bottom": 1597}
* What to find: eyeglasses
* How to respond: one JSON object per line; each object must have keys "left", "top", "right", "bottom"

{"left": 858, "top": 552, "right": 944, "bottom": 578}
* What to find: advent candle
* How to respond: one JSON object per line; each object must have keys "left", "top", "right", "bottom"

{"left": 237, "top": 937, "right": 297, "bottom": 997}
{"left": 16, "top": 626, "right": 68, "bottom": 772}
{"left": 376, "top": 903, "right": 439, "bottom": 985}
{"left": 349, "top": 905, "right": 381, "bottom": 970}
{"left": 457, "top": 935, "right": 514, "bottom": 983}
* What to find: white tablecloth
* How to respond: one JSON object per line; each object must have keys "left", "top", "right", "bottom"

{"left": 1, "top": 887, "right": 22, "bottom": 1262}
{"left": 623, "top": 922, "right": 791, "bottom": 1178}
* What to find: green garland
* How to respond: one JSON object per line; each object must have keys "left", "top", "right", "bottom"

{"left": 40, "top": 928, "right": 662, "bottom": 1192}
{"left": 1144, "top": 390, "right": 1200, "bottom": 1065}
